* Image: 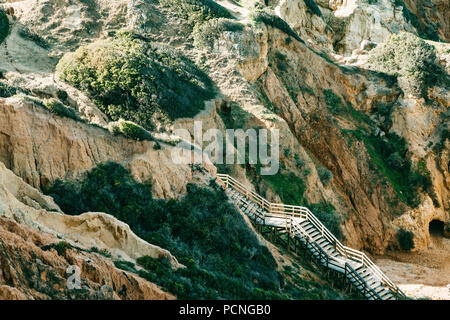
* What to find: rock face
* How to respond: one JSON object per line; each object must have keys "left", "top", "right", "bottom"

{"left": 274, "top": 0, "right": 450, "bottom": 55}
{"left": 0, "top": 217, "right": 174, "bottom": 300}
{"left": 404, "top": 0, "right": 450, "bottom": 42}
{"left": 0, "top": 95, "right": 214, "bottom": 199}
{"left": 0, "top": 161, "right": 182, "bottom": 269}
{"left": 203, "top": 17, "right": 449, "bottom": 253}
{"left": 0, "top": 0, "right": 449, "bottom": 299}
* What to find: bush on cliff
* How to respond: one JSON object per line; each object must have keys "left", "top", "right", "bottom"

{"left": 159, "top": 0, "right": 233, "bottom": 25}
{"left": 46, "top": 162, "right": 335, "bottom": 299}
{"left": 56, "top": 31, "right": 216, "bottom": 130}
{"left": 396, "top": 228, "right": 414, "bottom": 251}
{"left": 108, "top": 120, "right": 154, "bottom": 141}
{"left": 368, "top": 32, "right": 440, "bottom": 97}
{"left": 193, "top": 18, "right": 244, "bottom": 49}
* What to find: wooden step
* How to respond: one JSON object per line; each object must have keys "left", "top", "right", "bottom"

{"left": 223, "top": 179, "right": 402, "bottom": 301}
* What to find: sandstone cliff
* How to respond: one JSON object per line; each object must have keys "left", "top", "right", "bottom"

{"left": 0, "top": 0, "right": 448, "bottom": 300}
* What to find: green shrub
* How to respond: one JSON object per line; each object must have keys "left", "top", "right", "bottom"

{"left": 0, "top": 10, "right": 9, "bottom": 44}
{"left": 433, "top": 127, "right": 449, "bottom": 154}
{"left": 396, "top": 228, "right": 414, "bottom": 251}
{"left": 46, "top": 162, "right": 314, "bottom": 299}
{"left": 99, "top": 249, "right": 112, "bottom": 258}
{"left": 251, "top": 10, "right": 304, "bottom": 44}
{"left": 54, "top": 241, "right": 71, "bottom": 256}
{"left": 44, "top": 98, "right": 81, "bottom": 121}
{"left": 263, "top": 172, "right": 306, "bottom": 205}
{"left": 159, "top": 0, "right": 233, "bottom": 25}
{"left": 109, "top": 120, "right": 153, "bottom": 141}
{"left": 193, "top": 18, "right": 244, "bottom": 49}
{"left": 317, "top": 167, "right": 333, "bottom": 186}
{"left": 114, "top": 260, "right": 136, "bottom": 272}
{"left": 294, "top": 154, "right": 306, "bottom": 169}
{"left": 0, "top": 82, "right": 16, "bottom": 98}
{"left": 56, "top": 31, "right": 215, "bottom": 130}
{"left": 304, "top": 0, "right": 322, "bottom": 16}
{"left": 309, "top": 202, "right": 343, "bottom": 240}
{"left": 324, "top": 89, "right": 344, "bottom": 114}
{"left": 368, "top": 32, "right": 440, "bottom": 97}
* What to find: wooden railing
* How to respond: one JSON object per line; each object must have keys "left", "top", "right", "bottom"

{"left": 216, "top": 173, "right": 406, "bottom": 299}
{"left": 345, "top": 263, "right": 383, "bottom": 300}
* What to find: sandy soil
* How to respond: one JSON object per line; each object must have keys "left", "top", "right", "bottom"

{"left": 375, "top": 235, "right": 450, "bottom": 300}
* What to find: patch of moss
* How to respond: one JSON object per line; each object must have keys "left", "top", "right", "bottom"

{"left": 262, "top": 172, "right": 306, "bottom": 205}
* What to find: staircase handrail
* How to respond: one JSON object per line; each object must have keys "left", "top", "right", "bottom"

{"left": 216, "top": 173, "right": 406, "bottom": 297}
{"left": 345, "top": 263, "right": 383, "bottom": 300}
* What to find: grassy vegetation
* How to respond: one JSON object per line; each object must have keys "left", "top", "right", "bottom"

{"left": 396, "top": 228, "right": 414, "bottom": 251}
{"left": 45, "top": 162, "right": 337, "bottom": 299}
{"left": 368, "top": 32, "right": 440, "bottom": 97}
{"left": 193, "top": 18, "right": 244, "bottom": 49}
{"left": 317, "top": 167, "right": 333, "bottom": 186}
{"left": 0, "top": 10, "right": 8, "bottom": 44}
{"left": 56, "top": 31, "right": 216, "bottom": 130}
{"left": 42, "top": 241, "right": 72, "bottom": 256}
{"left": 262, "top": 172, "right": 306, "bottom": 205}
{"left": 108, "top": 120, "right": 154, "bottom": 141}
{"left": 43, "top": 98, "right": 81, "bottom": 121}
{"left": 159, "top": 0, "right": 233, "bottom": 25}
{"left": 363, "top": 134, "right": 431, "bottom": 208}
{"left": 309, "top": 202, "right": 343, "bottom": 240}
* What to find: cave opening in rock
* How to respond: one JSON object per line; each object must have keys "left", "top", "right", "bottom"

{"left": 429, "top": 220, "right": 444, "bottom": 237}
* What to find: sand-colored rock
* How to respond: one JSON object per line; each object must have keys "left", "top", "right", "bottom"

{"left": 0, "top": 217, "right": 175, "bottom": 300}
{"left": 0, "top": 95, "right": 214, "bottom": 199}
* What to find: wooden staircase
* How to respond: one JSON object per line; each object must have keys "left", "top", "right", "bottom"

{"left": 216, "top": 174, "right": 407, "bottom": 300}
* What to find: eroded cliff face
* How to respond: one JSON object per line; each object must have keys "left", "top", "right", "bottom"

{"left": 0, "top": 0, "right": 448, "bottom": 299}
{"left": 0, "top": 217, "right": 174, "bottom": 300}
{"left": 197, "top": 8, "right": 449, "bottom": 253}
